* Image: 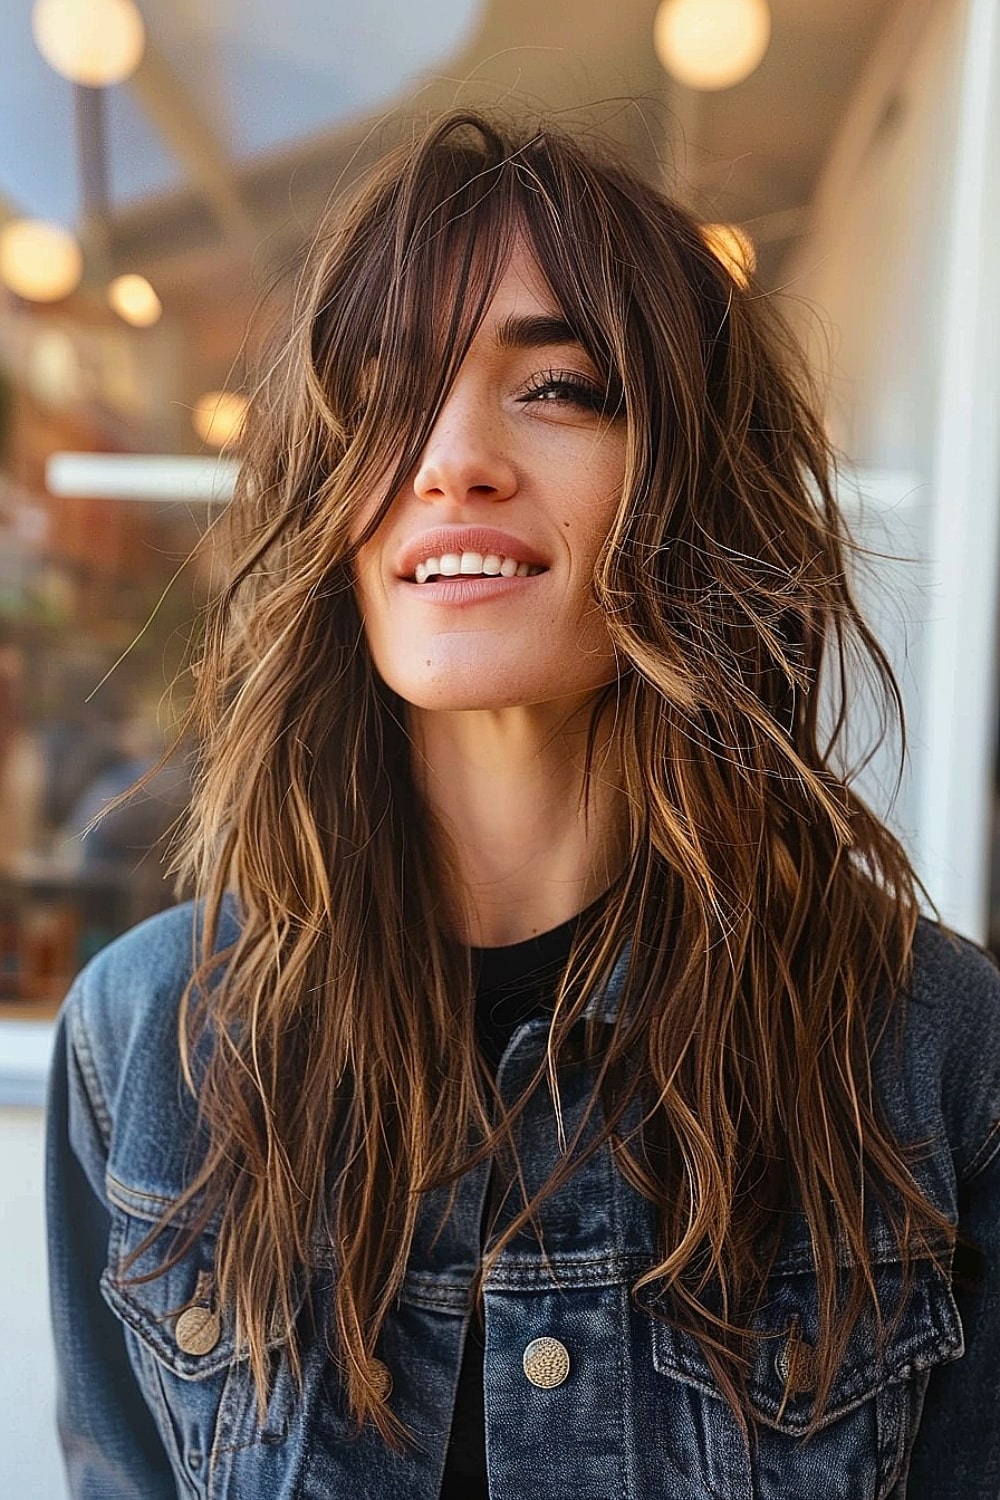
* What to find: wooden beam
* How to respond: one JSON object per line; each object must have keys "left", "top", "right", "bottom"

{"left": 125, "top": 39, "right": 260, "bottom": 260}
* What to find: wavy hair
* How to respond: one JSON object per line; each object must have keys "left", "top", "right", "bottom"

{"left": 142, "top": 110, "right": 957, "bottom": 1447}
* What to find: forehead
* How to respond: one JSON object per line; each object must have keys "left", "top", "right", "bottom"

{"left": 460, "top": 238, "right": 585, "bottom": 357}
{"left": 362, "top": 236, "right": 577, "bottom": 376}
{"left": 482, "top": 238, "right": 559, "bottom": 316}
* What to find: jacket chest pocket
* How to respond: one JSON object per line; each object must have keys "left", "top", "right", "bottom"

{"left": 647, "top": 1256, "right": 963, "bottom": 1500}
{"left": 100, "top": 1192, "right": 306, "bottom": 1499}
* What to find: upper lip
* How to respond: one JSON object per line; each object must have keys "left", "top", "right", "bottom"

{"left": 395, "top": 527, "right": 549, "bottom": 580}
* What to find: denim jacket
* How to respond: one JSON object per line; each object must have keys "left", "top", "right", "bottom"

{"left": 46, "top": 900, "right": 1000, "bottom": 1499}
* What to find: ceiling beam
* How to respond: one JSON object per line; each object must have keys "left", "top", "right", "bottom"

{"left": 125, "top": 38, "right": 260, "bottom": 263}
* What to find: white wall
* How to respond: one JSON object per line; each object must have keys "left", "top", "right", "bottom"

{"left": 784, "top": 0, "right": 1000, "bottom": 941}
{"left": 786, "top": 0, "right": 965, "bottom": 476}
{"left": 0, "top": 1107, "right": 65, "bottom": 1499}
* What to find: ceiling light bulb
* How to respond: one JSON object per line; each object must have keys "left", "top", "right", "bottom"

{"left": 0, "top": 219, "right": 84, "bottom": 302}
{"left": 654, "top": 0, "right": 771, "bottom": 91}
{"left": 702, "top": 222, "right": 756, "bottom": 286}
{"left": 193, "top": 391, "right": 248, "bottom": 450}
{"left": 108, "top": 273, "right": 162, "bottom": 327}
{"left": 32, "top": 0, "right": 145, "bottom": 87}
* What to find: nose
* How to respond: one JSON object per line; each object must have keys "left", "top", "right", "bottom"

{"left": 411, "top": 381, "right": 517, "bottom": 507}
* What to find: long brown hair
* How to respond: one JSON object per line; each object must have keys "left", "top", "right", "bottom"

{"left": 151, "top": 109, "right": 955, "bottom": 1445}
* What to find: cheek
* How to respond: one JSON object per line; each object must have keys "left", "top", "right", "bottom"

{"left": 352, "top": 549, "right": 386, "bottom": 646}
{"left": 348, "top": 475, "right": 398, "bottom": 592}
{"left": 568, "top": 473, "right": 626, "bottom": 581}
{"left": 582, "top": 433, "right": 626, "bottom": 519}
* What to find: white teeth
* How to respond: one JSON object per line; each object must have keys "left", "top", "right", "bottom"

{"left": 410, "top": 551, "right": 545, "bottom": 581}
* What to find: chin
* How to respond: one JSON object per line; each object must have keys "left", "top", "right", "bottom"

{"left": 394, "top": 678, "right": 548, "bottom": 713}
{"left": 371, "top": 644, "right": 619, "bottom": 715}
{"left": 387, "top": 668, "right": 618, "bottom": 717}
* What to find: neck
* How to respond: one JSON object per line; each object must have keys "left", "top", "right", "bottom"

{"left": 409, "top": 694, "right": 628, "bottom": 946}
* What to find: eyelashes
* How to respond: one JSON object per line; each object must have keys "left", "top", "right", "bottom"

{"left": 518, "top": 367, "right": 624, "bottom": 416}
{"left": 350, "top": 364, "right": 627, "bottom": 426}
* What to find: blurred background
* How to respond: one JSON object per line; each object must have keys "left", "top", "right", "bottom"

{"left": 2, "top": 0, "right": 999, "bottom": 1489}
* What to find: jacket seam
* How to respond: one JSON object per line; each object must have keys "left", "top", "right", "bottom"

{"left": 69, "top": 993, "right": 113, "bottom": 1153}
{"left": 106, "top": 1174, "right": 185, "bottom": 1220}
{"left": 399, "top": 1287, "right": 470, "bottom": 1312}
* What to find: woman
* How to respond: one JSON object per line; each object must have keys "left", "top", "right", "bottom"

{"left": 46, "top": 110, "right": 1000, "bottom": 1499}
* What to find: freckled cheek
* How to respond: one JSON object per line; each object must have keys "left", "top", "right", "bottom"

{"left": 562, "top": 493, "right": 623, "bottom": 577}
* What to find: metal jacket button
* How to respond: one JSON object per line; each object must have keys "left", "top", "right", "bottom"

{"left": 522, "top": 1336, "right": 570, "bottom": 1389}
{"left": 175, "top": 1305, "right": 222, "bottom": 1356}
{"left": 370, "top": 1358, "right": 393, "bottom": 1400}
{"left": 776, "top": 1321, "right": 817, "bottom": 1394}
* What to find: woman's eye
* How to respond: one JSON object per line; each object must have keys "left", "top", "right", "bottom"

{"left": 517, "top": 369, "right": 616, "bottom": 414}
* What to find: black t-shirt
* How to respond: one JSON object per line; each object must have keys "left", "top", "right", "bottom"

{"left": 439, "top": 909, "right": 584, "bottom": 1498}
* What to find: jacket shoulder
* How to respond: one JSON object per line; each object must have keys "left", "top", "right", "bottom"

{"left": 909, "top": 912, "right": 1000, "bottom": 1009}
{"left": 60, "top": 898, "right": 241, "bottom": 1201}
{"left": 898, "top": 914, "right": 1000, "bottom": 1180}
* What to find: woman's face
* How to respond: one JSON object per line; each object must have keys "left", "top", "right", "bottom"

{"left": 353, "top": 241, "right": 627, "bottom": 714}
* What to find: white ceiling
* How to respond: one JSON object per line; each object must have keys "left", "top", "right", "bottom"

{"left": 2, "top": 0, "right": 898, "bottom": 303}
{"left": 3, "top": 0, "right": 482, "bottom": 219}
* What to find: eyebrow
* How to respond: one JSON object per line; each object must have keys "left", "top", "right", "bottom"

{"left": 492, "top": 313, "right": 583, "bottom": 352}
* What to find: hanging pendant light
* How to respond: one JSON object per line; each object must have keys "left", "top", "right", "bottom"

{"left": 0, "top": 219, "right": 84, "bottom": 302}
{"left": 32, "top": 0, "right": 145, "bottom": 88}
{"left": 108, "top": 273, "right": 162, "bottom": 327}
{"left": 654, "top": 0, "right": 771, "bottom": 91}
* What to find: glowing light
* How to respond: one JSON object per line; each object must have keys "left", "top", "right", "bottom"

{"left": 702, "top": 222, "right": 756, "bottom": 286}
{"left": 654, "top": 0, "right": 771, "bottom": 91}
{"left": 27, "top": 327, "right": 81, "bottom": 407}
{"left": 0, "top": 219, "right": 83, "bottom": 302}
{"left": 193, "top": 390, "right": 248, "bottom": 449}
{"left": 108, "top": 273, "right": 162, "bottom": 327}
{"left": 32, "top": 0, "right": 145, "bottom": 87}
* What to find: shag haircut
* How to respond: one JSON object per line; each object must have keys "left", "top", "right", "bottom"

{"left": 133, "top": 110, "right": 956, "bottom": 1449}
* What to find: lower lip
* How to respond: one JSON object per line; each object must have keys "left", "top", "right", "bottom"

{"left": 400, "top": 573, "right": 547, "bottom": 605}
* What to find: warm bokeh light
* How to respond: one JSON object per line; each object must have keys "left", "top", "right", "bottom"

{"left": 32, "top": 0, "right": 145, "bottom": 87}
{"left": 192, "top": 390, "right": 248, "bottom": 449}
{"left": 26, "top": 327, "right": 82, "bottom": 407}
{"left": 0, "top": 219, "right": 83, "bottom": 302}
{"left": 702, "top": 222, "right": 757, "bottom": 286}
{"left": 654, "top": 0, "right": 771, "bottom": 90}
{"left": 108, "top": 273, "right": 162, "bottom": 327}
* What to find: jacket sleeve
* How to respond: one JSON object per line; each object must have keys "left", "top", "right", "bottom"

{"left": 904, "top": 1119, "right": 1000, "bottom": 1496}
{"left": 45, "top": 999, "right": 177, "bottom": 1500}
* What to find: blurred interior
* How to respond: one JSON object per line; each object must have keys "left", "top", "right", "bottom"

{"left": 0, "top": 0, "right": 988, "bottom": 1026}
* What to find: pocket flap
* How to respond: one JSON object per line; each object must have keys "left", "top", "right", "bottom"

{"left": 100, "top": 1204, "right": 237, "bottom": 1381}
{"left": 651, "top": 1258, "right": 964, "bottom": 1434}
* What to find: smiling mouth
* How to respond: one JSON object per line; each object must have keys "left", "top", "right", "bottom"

{"left": 405, "top": 552, "right": 548, "bottom": 584}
